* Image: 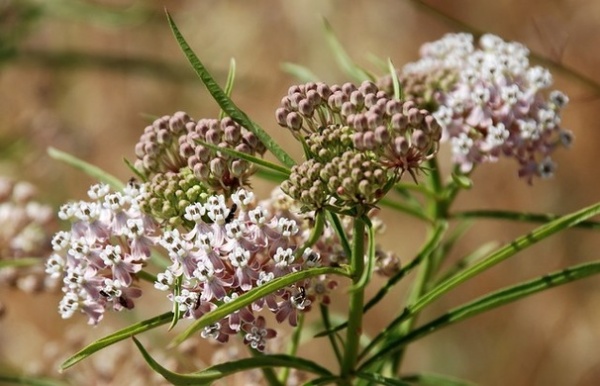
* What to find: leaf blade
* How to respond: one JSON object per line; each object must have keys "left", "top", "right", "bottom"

{"left": 165, "top": 11, "right": 295, "bottom": 168}
{"left": 48, "top": 147, "right": 124, "bottom": 190}
{"left": 133, "top": 337, "right": 332, "bottom": 386}
{"left": 60, "top": 311, "right": 172, "bottom": 370}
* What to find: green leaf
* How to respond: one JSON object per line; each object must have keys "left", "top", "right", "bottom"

{"left": 387, "top": 58, "right": 402, "bottom": 100}
{"left": 133, "top": 337, "right": 332, "bottom": 385}
{"left": 255, "top": 166, "right": 289, "bottom": 184}
{"left": 400, "top": 373, "right": 476, "bottom": 386}
{"left": 123, "top": 157, "right": 147, "bottom": 182}
{"left": 322, "top": 18, "right": 373, "bottom": 82}
{"left": 434, "top": 241, "right": 499, "bottom": 285}
{"left": 195, "top": 139, "right": 290, "bottom": 176}
{"left": 165, "top": 11, "right": 296, "bottom": 168}
{"left": 450, "top": 173, "right": 472, "bottom": 189}
{"left": 60, "top": 311, "right": 172, "bottom": 370}
{"left": 219, "top": 58, "right": 236, "bottom": 119}
{"left": 0, "top": 374, "right": 68, "bottom": 386}
{"left": 355, "top": 372, "right": 412, "bottom": 385}
{"left": 281, "top": 62, "right": 320, "bottom": 83}
{"left": 450, "top": 209, "right": 600, "bottom": 230}
{"left": 413, "top": 200, "right": 600, "bottom": 313}
{"left": 301, "top": 376, "right": 343, "bottom": 386}
{"left": 0, "top": 258, "right": 42, "bottom": 270}
{"left": 48, "top": 147, "right": 124, "bottom": 190}
{"left": 171, "top": 266, "right": 351, "bottom": 346}
{"left": 360, "top": 259, "right": 600, "bottom": 371}
{"left": 379, "top": 197, "right": 433, "bottom": 223}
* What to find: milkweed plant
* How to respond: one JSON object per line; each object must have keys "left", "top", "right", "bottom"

{"left": 4, "top": 11, "right": 600, "bottom": 386}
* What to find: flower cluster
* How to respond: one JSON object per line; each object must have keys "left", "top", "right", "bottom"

{"left": 134, "top": 112, "right": 266, "bottom": 192}
{"left": 277, "top": 81, "right": 440, "bottom": 212}
{"left": 153, "top": 188, "right": 340, "bottom": 351}
{"left": 400, "top": 33, "right": 572, "bottom": 181}
{"left": 0, "top": 177, "right": 56, "bottom": 294}
{"left": 46, "top": 182, "right": 157, "bottom": 325}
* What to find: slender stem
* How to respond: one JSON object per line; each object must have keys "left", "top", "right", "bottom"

{"left": 320, "top": 304, "right": 343, "bottom": 367}
{"left": 281, "top": 314, "right": 305, "bottom": 384}
{"left": 451, "top": 210, "right": 600, "bottom": 230}
{"left": 388, "top": 157, "right": 448, "bottom": 373}
{"left": 379, "top": 197, "right": 433, "bottom": 223}
{"left": 341, "top": 216, "right": 367, "bottom": 381}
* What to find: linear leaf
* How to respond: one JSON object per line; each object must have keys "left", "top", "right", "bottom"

{"left": 219, "top": 58, "right": 236, "bottom": 119}
{"left": 0, "top": 374, "right": 68, "bottom": 386}
{"left": 195, "top": 139, "right": 290, "bottom": 176}
{"left": 281, "top": 62, "right": 320, "bottom": 83}
{"left": 171, "top": 266, "right": 351, "bottom": 346}
{"left": 387, "top": 58, "right": 402, "bottom": 100}
{"left": 355, "top": 372, "right": 412, "bottom": 385}
{"left": 123, "top": 157, "right": 147, "bottom": 182}
{"left": 360, "top": 259, "right": 600, "bottom": 370}
{"left": 413, "top": 201, "right": 600, "bottom": 313}
{"left": 0, "top": 258, "right": 42, "bottom": 270}
{"left": 400, "top": 373, "right": 476, "bottom": 386}
{"left": 48, "top": 147, "right": 124, "bottom": 190}
{"left": 450, "top": 209, "right": 600, "bottom": 230}
{"left": 133, "top": 338, "right": 332, "bottom": 385}
{"left": 165, "top": 11, "right": 295, "bottom": 168}
{"left": 255, "top": 166, "right": 289, "bottom": 184}
{"left": 60, "top": 311, "right": 172, "bottom": 370}
{"left": 322, "top": 18, "right": 372, "bottom": 82}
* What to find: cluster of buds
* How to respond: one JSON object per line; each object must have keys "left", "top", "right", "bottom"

{"left": 46, "top": 182, "right": 157, "bottom": 325}
{"left": 139, "top": 169, "right": 209, "bottom": 227}
{"left": 277, "top": 81, "right": 440, "bottom": 212}
{"left": 400, "top": 33, "right": 572, "bottom": 181}
{"left": 134, "top": 112, "right": 266, "bottom": 193}
{"left": 154, "top": 188, "right": 340, "bottom": 351}
{"left": 0, "top": 177, "right": 56, "bottom": 295}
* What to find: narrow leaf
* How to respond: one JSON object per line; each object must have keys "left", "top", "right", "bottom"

{"left": 48, "top": 147, "right": 124, "bottom": 190}
{"left": 60, "top": 311, "right": 172, "bottom": 370}
{"left": 123, "top": 157, "right": 147, "bottom": 182}
{"left": 219, "top": 58, "right": 236, "bottom": 119}
{"left": 301, "top": 376, "right": 343, "bottom": 386}
{"left": 133, "top": 338, "right": 332, "bottom": 386}
{"left": 195, "top": 139, "right": 290, "bottom": 176}
{"left": 281, "top": 62, "right": 320, "bottom": 83}
{"left": 322, "top": 18, "right": 372, "bottom": 82}
{"left": 401, "top": 373, "right": 476, "bottom": 386}
{"left": 166, "top": 11, "right": 295, "bottom": 168}
{"left": 413, "top": 201, "right": 600, "bottom": 313}
{"left": 255, "top": 166, "right": 289, "bottom": 184}
{"left": 0, "top": 258, "right": 42, "bottom": 270}
{"left": 0, "top": 374, "right": 68, "bottom": 386}
{"left": 387, "top": 58, "right": 402, "bottom": 100}
{"left": 360, "top": 259, "right": 600, "bottom": 371}
{"left": 450, "top": 209, "right": 600, "bottom": 230}
{"left": 171, "top": 266, "right": 351, "bottom": 346}
{"left": 355, "top": 372, "right": 412, "bottom": 386}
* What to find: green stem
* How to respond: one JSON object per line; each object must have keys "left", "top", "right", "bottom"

{"left": 388, "top": 157, "right": 449, "bottom": 373}
{"left": 451, "top": 210, "right": 600, "bottom": 230}
{"left": 341, "top": 216, "right": 367, "bottom": 381}
{"left": 281, "top": 314, "right": 304, "bottom": 384}
{"left": 379, "top": 197, "right": 433, "bottom": 223}
{"left": 136, "top": 270, "right": 157, "bottom": 284}
{"left": 320, "top": 304, "right": 343, "bottom": 367}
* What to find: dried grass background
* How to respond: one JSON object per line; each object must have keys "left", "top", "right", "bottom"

{"left": 1, "top": 0, "right": 599, "bottom": 385}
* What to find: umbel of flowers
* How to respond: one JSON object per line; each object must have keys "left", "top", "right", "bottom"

{"left": 277, "top": 80, "right": 441, "bottom": 212}
{"left": 390, "top": 33, "right": 572, "bottom": 182}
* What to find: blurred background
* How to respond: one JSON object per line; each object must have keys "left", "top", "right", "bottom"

{"left": 1, "top": 0, "right": 599, "bottom": 385}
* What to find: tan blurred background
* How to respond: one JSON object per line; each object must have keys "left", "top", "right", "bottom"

{"left": 1, "top": 0, "right": 599, "bottom": 385}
